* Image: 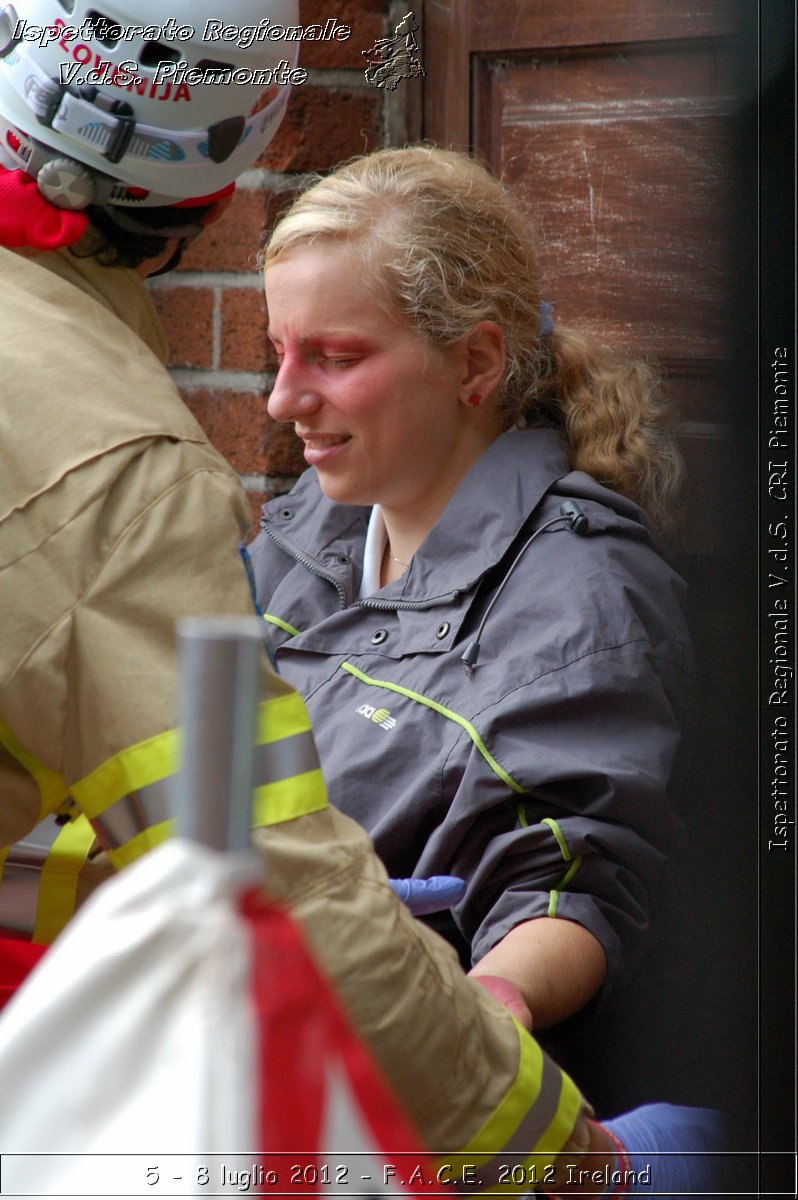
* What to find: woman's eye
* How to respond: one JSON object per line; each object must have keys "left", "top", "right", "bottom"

{"left": 326, "top": 357, "right": 360, "bottom": 369}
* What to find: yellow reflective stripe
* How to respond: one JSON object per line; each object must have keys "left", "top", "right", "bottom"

{"left": 465, "top": 1077, "right": 586, "bottom": 1196}
{"left": 0, "top": 720, "right": 68, "bottom": 819}
{"left": 263, "top": 612, "right": 301, "bottom": 638}
{"left": 257, "top": 690, "right": 314, "bottom": 744}
{"left": 32, "top": 815, "right": 95, "bottom": 944}
{"left": 541, "top": 817, "right": 583, "bottom": 917}
{"left": 72, "top": 693, "right": 314, "bottom": 821}
{"left": 70, "top": 691, "right": 318, "bottom": 858}
{"left": 71, "top": 729, "right": 179, "bottom": 819}
{"left": 530, "top": 1068, "right": 585, "bottom": 1173}
{"left": 107, "top": 820, "right": 173, "bottom": 870}
{"left": 438, "top": 1024, "right": 583, "bottom": 1194}
{"left": 341, "top": 662, "right": 526, "bottom": 794}
{"left": 253, "top": 693, "right": 326, "bottom": 821}
{"left": 458, "top": 1020, "right": 547, "bottom": 1159}
{"left": 252, "top": 768, "right": 327, "bottom": 827}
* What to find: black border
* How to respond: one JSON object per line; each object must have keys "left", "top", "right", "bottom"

{"left": 757, "top": 0, "right": 797, "bottom": 1196}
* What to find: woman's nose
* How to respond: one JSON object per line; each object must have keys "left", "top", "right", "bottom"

{"left": 267, "top": 357, "right": 321, "bottom": 424}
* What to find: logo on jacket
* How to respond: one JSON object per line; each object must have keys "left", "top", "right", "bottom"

{"left": 356, "top": 703, "right": 396, "bottom": 731}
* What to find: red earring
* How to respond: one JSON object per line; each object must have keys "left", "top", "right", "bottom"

{"left": 468, "top": 392, "right": 481, "bottom": 407}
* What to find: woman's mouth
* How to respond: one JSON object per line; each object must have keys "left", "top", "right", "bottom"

{"left": 299, "top": 433, "right": 352, "bottom": 466}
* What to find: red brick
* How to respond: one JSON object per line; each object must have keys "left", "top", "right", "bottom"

{"left": 262, "top": 418, "right": 307, "bottom": 476}
{"left": 180, "top": 388, "right": 270, "bottom": 475}
{"left": 178, "top": 189, "right": 272, "bottom": 274}
{"left": 151, "top": 287, "right": 214, "bottom": 370}
{"left": 263, "top": 86, "right": 382, "bottom": 173}
{"left": 220, "top": 288, "right": 275, "bottom": 374}
{"left": 297, "top": 0, "right": 387, "bottom": 70}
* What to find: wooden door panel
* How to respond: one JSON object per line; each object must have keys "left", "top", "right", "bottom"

{"left": 468, "top": 0, "right": 741, "bottom": 49}
{"left": 425, "top": 0, "right": 741, "bottom": 148}
{"left": 488, "top": 47, "right": 737, "bottom": 364}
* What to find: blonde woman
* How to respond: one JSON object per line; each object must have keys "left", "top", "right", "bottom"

{"left": 250, "top": 146, "right": 691, "bottom": 1089}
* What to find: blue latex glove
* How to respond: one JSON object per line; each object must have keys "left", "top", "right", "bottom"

{"left": 602, "top": 1103, "right": 725, "bottom": 1198}
{"left": 389, "top": 876, "right": 466, "bottom": 916}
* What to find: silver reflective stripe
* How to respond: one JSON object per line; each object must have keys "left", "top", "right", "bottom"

{"left": 254, "top": 729, "right": 320, "bottom": 786}
{"left": 0, "top": 814, "right": 61, "bottom": 936}
{"left": 90, "top": 777, "right": 173, "bottom": 851}
{"left": 455, "top": 1052, "right": 566, "bottom": 1187}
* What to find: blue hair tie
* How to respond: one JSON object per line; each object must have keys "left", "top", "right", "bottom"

{"left": 538, "top": 300, "right": 554, "bottom": 339}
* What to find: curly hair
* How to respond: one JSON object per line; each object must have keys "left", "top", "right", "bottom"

{"left": 262, "top": 145, "right": 683, "bottom": 533}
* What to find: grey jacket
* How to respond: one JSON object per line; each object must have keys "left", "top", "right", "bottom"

{"left": 250, "top": 429, "right": 692, "bottom": 1000}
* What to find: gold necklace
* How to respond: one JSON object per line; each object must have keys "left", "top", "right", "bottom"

{"left": 386, "top": 546, "right": 410, "bottom": 569}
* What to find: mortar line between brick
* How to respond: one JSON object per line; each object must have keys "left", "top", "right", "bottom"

{"left": 303, "top": 68, "right": 374, "bottom": 89}
{"left": 236, "top": 167, "right": 317, "bottom": 191}
{"left": 148, "top": 272, "right": 262, "bottom": 289}
{"left": 171, "top": 369, "right": 269, "bottom": 391}
{"left": 239, "top": 472, "right": 298, "bottom": 496}
{"left": 212, "top": 287, "right": 221, "bottom": 372}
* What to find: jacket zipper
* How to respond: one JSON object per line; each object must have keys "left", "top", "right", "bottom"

{"left": 263, "top": 524, "right": 349, "bottom": 609}
{"left": 263, "top": 525, "right": 459, "bottom": 613}
{"left": 356, "top": 594, "right": 459, "bottom": 612}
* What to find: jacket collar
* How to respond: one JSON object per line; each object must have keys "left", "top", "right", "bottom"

{"left": 263, "top": 429, "right": 576, "bottom": 604}
{"left": 395, "top": 428, "right": 572, "bottom": 600}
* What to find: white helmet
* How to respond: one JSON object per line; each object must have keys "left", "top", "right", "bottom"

{"left": 0, "top": 0, "right": 299, "bottom": 208}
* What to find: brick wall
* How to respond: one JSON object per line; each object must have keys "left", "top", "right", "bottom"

{"left": 148, "top": 0, "right": 415, "bottom": 526}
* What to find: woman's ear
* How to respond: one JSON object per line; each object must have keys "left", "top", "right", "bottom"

{"left": 459, "top": 321, "right": 506, "bottom": 407}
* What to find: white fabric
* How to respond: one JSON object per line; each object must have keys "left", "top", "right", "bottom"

{"left": 358, "top": 504, "right": 388, "bottom": 598}
{"left": 0, "top": 836, "right": 445, "bottom": 1198}
{"left": 0, "top": 841, "right": 261, "bottom": 1171}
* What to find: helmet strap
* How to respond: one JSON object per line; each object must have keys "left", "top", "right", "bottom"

{"left": 146, "top": 236, "right": 191, "bottom": 278}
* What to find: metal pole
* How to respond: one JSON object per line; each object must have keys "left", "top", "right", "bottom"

{"left": 173, "top": 616, "right": 262, "bottom": 853}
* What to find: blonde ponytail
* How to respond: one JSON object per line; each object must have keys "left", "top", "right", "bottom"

{"left": 523, "top": 327, "right": 684, "bottom": 537}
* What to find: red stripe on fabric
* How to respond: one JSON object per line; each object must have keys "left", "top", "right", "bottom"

{"left": 173, "top": 183, "right": 236, "bottom": 208}
{"left": 596, "top": 1124, "right": 633, "bottom": 1199}
{"left": 0, "top": 938, "right": 48, "bottom": 1010}
{"left": 238, "top": 888, "right": 444, "bottom": 1195}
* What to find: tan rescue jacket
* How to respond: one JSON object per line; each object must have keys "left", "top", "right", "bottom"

{"left": 0, "top": 245, "right": 323, "bottom": 940}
